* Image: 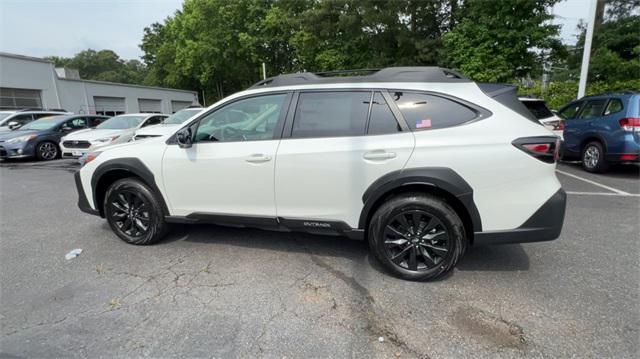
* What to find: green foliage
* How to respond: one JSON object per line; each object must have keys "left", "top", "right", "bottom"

{"left": 44, "top": 50, "right": 147, "bottom": 85}
{"left": 443, "top": 0, "right": 563, "bottom": 82}
{"left": 519, "top": 79, "right": 640, "bottom": 110}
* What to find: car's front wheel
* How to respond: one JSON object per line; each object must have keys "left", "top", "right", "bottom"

{"left": 368, "top": 193, "right": 467, "bottom": 281}
{"left": 36, "top": 141, "right": 58, "bottom": 161}
{"left": 104, "top": 178, "right": 168, "bottom": 245}
{"left": 582, "top": 141, "right": 609, "bottom": 173}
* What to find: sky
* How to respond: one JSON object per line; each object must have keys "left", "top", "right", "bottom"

{"left": 0, "top": 0, "right": 591, "bottom": 61}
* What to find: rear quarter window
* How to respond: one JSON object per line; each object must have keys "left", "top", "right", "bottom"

{"left": 390, "top": 92, "right": 477, "bottom": 130}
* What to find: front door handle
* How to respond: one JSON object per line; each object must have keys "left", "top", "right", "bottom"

{"left": 363, "top": 150, "right": 397, "bottom": 160}
{"left": 245, "top": 154, "right": 272, "bottom": 163}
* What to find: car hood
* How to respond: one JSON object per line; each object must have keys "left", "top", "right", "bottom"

{"left": 134, "top": 124, "right": 180, "bottom": 137}
{"left": 63, "top": 129, "right": 129, "bottom": 141}
{"left": 0, "top": 129, "right": 44, "bottom": 141}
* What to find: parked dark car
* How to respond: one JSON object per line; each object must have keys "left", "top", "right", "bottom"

{"left": 560, "top": 91, "right": 640, "bottom": 172}
{"left": 0, "top": 114, "right": 109, "bottom": 161}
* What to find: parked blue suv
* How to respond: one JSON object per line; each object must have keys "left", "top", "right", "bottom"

{"left": 560, "top": 91, "right": 639, "bottom": 172}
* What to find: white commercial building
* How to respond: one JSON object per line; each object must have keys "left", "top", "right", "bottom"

{"left": 0, "top": 52, "right": 199, "bottom": 115}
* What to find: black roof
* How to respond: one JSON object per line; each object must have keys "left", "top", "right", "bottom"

{"left": 250, "top": 67, "right": 471, "bottom": 89}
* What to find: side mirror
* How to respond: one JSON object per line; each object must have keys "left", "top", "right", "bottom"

{"left": 8, "top": 121, "right": 20, "bottom": 130}
{"left": 176, "top": 127, "right": 193, "bottom": 149}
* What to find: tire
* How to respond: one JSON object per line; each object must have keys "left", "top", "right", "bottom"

{"left": 104, "top": 178, "right": 168, "bottom": 245}
{"left": 368, "top": 193, "right": 467, "bottom": 281}
{"left": 581, "top": 141, "right": 609, "bottom": 173}
{"left": 35, "top": 141, "right": 59, "bottom": 161}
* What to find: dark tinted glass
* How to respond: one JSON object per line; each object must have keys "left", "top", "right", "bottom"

{"left": 368, "top": 92, "right": 401, "bottom": 135}
{"left": 604, "top": 99, "right": 623, "bottom": 115}
{"left": 391, "top": 92, "right": 476, "bottom": 130}
{"left": 292, "top": 92, "right": 370, "bottom": 138}
{"left": 521, "top": 100, "right": 554, "bottom": 119}
{"left": 558, "top": 101, "right": 583, "bottom": 119}
{"left": 579, "top": 99, "right": 607, "bottom": 119}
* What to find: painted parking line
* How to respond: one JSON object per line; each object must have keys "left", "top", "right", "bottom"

{"left": 565, "top": 191, "right": 640, "bottom": 197}
{"left": 556, "top": 169, "right": 631, "bottom": 195}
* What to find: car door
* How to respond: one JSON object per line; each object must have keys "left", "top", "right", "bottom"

{"left": 571, "top": 99, "right": 608, "bottom": 150}
{"left": 274, "top": 90, "right": 414, "bottom": 228}
{"left": 560, "top": 101, "right": 585, "bottom": 154}
{"left": 162, "top": 92, "right": 291, "bottom": 218}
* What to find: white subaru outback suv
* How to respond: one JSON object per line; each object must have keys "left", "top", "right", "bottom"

{"left": 75, "top": 67, "right": 566, "bottom": 281}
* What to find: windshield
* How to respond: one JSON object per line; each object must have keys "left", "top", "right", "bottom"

{"left": 0, "top": 113, "right": 12, "bottom": 125}
{"left": 19, "top": 117, "right": 61, "bottom": 130}
{"left": 96, "top": 115, "right": 145, "bottom": 129}
{"left": 163, "top": 109, "right": 202, "bottom": 125}
{"left": 521, "top": 100, "right": 554, "bottom": 120}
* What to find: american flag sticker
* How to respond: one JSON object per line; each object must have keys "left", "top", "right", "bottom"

{"left": 416, "top": 119, "right": 432, "bottom": 129}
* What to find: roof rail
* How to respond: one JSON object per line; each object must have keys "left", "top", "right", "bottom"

{"left": 15, "top": 107, "right": 68, "bottom": 112}
{"left": 250, "top": 66, "right": 471, "bottom": 89}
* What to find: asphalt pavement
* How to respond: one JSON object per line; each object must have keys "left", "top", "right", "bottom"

{"left": 0, "top": 159, "right": 638, "bottom": 358}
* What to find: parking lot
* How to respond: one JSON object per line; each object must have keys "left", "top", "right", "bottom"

{"left": 0, "top": 159, "right": 638, "bottom": 358}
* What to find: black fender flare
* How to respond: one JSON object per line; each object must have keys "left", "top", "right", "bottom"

{"left": 358, "top": 167, "right": 482, "bottom": 232}
{"left": 91, "top": 158, "right": 169, "bottom": 216}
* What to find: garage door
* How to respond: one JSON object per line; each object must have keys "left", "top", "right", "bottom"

{"left": 94, "top": 96, "right": 125, "bottom": 116}
{"left": 171, "top": 100, "right": 192, "bottom": 113}
{"left": 0, "top": 87, "right": 42, "bottom": 109}
{"left": 138, "top": 98, "right": 162, "bottom": 113}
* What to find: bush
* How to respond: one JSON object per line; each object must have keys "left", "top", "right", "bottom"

{"left": 518, "top": 79, "right": 640, "bottom": 110}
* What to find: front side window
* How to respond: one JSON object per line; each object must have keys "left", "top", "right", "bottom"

{"left": 558, "top": 101, "right": 583, "bottom": 120}
{"left": 578, "top": 99, "right": 608, "bottom": 119}
{"left": 368, "top": 92, "right": 401, "bottom": 135}
{"left": 62, "top": 118, "right": 87, "bottom": 131}
{"left": 142, "top": 116, "right": 164, "bottom": 127}
{"left": 391, "top": 92, "right": 477, "bottom": 130}
{"left": 195, "top": 94, "right": 287, "bottom": 142}
{"left": 604, "top": 99, "right": 624, "bottom": 116}
{"left": 9, "top": 114, "right": 34, "bottom": 126}
{"left": 291, "top": 91, "right": 370, "bottom": 138}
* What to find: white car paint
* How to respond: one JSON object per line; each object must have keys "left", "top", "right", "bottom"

{"left": 132, "top": 108, "right": 204, "bottom": 141}
{"left": 60, "top": 113, "right": 166, "bottom": 157}
{"left": 77, "top": 80, "right": 561, "bottom": 233}
{"left": 519, "top": 97, "right": 564, "bottom": 139}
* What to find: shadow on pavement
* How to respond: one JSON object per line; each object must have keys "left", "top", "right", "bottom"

{"left": 458, "top": 244, "right": 530, "bottom": 272}
{"left": 560, "top": 161, "right": 639, "bottom": 179}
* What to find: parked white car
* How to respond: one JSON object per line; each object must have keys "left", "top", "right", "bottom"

{"left": 132, "top": 107, "right": 203, "bottom": 141}
{"left": 519, "top": 97, "right": 564, "bottom": 139}
{"left": 60, "top": 113, "right": 167, "bottom": 158}
{"left": 75, "top": 67, "right": 566, "bottom": 281}
{"left": 0, "top": 109, "right": 71, "bottom": 132}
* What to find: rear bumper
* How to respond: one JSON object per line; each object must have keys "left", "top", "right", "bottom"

{"left": 74, "top": 171, "right": 100, "bottom": 216}
{"left": 473, "top": 188, "right": 566, "bottom": 245}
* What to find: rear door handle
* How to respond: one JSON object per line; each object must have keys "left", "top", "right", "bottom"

{"left": 245, "top": 154, "right": 272, "bottom": 163}
{"left": 363, "top": 150, "right": 397, "bottom": 160}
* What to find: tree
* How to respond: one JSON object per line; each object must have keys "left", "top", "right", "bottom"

{"left": 443, "top": 0, "right": 563, "bottom": 82}
{"left": 45, "top": 49, "right": 148, "bottom": 85}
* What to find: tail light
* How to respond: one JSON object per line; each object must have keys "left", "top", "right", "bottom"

{"left": 619, "top": 118, "right": 640, "bottom": 132}
{"left": 512, "top": 136, "right": 560, "bottom": 163}
{"left": 546, "top": 120, "right": 565, "bottom": 131}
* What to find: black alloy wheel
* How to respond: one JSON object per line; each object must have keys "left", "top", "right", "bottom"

{"left": 383, "top": 210, "right": 451, "bottom": 271}
{"left": 369, "top": 193, "right": 466, "bottom": 281}
{"left": 104, "top": 178, "right": 168, "bottom": 245}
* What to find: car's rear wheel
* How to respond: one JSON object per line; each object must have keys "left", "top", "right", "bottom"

{"left": 582, "top": 141, "right": 609, "bottom": 173}
{"left": 36, "top": 141, "right": 58, "bottom": 161}
{"left": 368, "top": 193, "right": 466, "bottom": 281}
{"left": 104, "top": 178, "right": 168, "bottom": 245}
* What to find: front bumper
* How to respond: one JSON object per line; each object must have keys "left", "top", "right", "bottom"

{"left": 74, "top": 171, "right": 100, "bottom": 216}
{"left": 473, "top": 188, "right": 567, "bottom": 245}
{"left": 0, "top": 142, "right": 35, "bottom": 159}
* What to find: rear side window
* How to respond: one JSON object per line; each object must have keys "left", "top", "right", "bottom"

{"left": 579, "top": 99, "right": 607, "bottom": 119}
{"left": 391, "top": 92, "right": 477, "bottom": 130}
{"left": 604, "top": 99, "right": 623, "bottom": 116}
{"left": 368, "top": 92, "right": 401, "bottom": 135}
{"left": 521, "top": 100, "right": 554, "bottom": 119}
{"left": 292, "top": 91, "right": 370, "bottom": 138}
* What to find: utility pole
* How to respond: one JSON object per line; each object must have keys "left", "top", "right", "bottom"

{"left": 578, "top": 0, "right": 598, "bottom": 99}
{"left": 262, "top": 62, "right": 267, "bottom": 80}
